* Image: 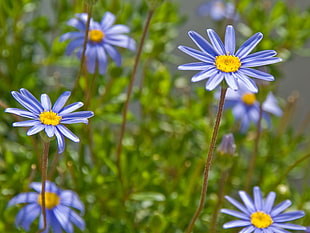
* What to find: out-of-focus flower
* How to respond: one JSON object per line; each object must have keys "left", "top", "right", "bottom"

{"left": 222, "top": 83, "right": 282, "bottom": 132}
{"left": 178, "top": 25, "right": 282, "bottom": 92}
{"left": 221, "top": 186, "right": 306, "bottom": 233}
{"left": 218, "top": 133, "right": 236, "bottom": 155}
{"left": 5, "top": 88, "right": 94, "bottom": 153}
{"left": 8, "top": 181, "right": 85, "bottom": 233}
{"left": 197, "top": 0, "right": 238, "bottom": 21}
{"left": 60, "top": 12, "right": 136, "bottom": 74}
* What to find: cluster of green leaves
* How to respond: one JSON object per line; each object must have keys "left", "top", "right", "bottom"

{"left": 1, "top": 0, "right": 310, "bottom": 232}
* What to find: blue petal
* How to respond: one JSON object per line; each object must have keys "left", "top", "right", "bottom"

{"left": 224, "top": 195, "right": 251, "bottom": 215}
{"left": 262, "top": 93, "right": 282, "bottom": 116}
{"left": 236, "top": 32, "right": 263, "bottom": 59}
{"left": 207, "top": 28, "right": 226, "bottom": 54}
{"left": 243, "top": 50, "right": 277, "bottom": 61}
{"left": 205, "top": 73, "right": 224, "bottom": 91}
{"left": 235, "top": 72, "right": 258, "bottom": 93}
{"left": 271, "top": 200, "right": 291, "bottom": 217}
{"left": 66, "top": 17, "right": 86, "bottom": 31}
{"left": 45, "top": 125, "right": 55, "bottom": 138}
{"left": 8, "top": 192, "right": 38, "bottom": 206}
{"left": 240, "top": 225, "right": 256, "bottom": 233}
{"left": 106, "top": 24, "right": 130, "bottom": 34}
{"left": 263, "top": 191, "right": 276, "bottom": 214}
{"left": 239, "top": 68, "right": 274, "bottom": 81}
{"left": 86, "top": 46, "right": 97, "bottom": 74}
{"left": 253, "top": 186, "right": 263, "bottom": 211}
{"left": 69, "top": 210, "right": 85, "bottom": 230}
{"left": 178, "top": 62, "right": 212, "bottom": 71}
{"left": 59, "top": 32, "right": 84, "bottom": 42}
{"left": 273, "top": 211, "right": 305, "bottom": 222}
{"left": 104, "top": 43, "right": 121, "bottom": 66}
{"left": 20, "top": 88, "right": 44, "bottom": 112}
{"left": 30, "top": 181, "right": 59, "bottom": 193}
{"left": 223, "top": 219, "right": 251, "bottom": 228}
{"left": 221, "top": 208, "right": 249, "bottom": 220}
{"left": 56, "top": 125, "right": 80, "bottom": 143}
{"left": 60, "top": 190, "right": 85, "bottom": 213}
{"left": 15, "top": 203, "right": 40, "bottom": 231}
{"left": 224, "top": 73, "right": 238, "bottom": 90}
{"left": 272, "top": 223, "right": 306, "bottom": 231}
{"left": 100, "top": 12, "right": 116, "bottom": 31}
{"left": 225, "top": 25, "right": 236, "bottom": 55}
{"left": 27, "top": 124, "right": 45, "bottom": 136}
{"left": 38, "top": 210, "right": 52, "bottom": 233}
{"left": 53, "top": 205, "right": 74, "bottom": 233}
{"left": 178, "top": 45, "right": 215, "bottom": 63}
{"left": 105, "top": 35, "right": 136, "bottom": 50}
{"left": 61, "top": 111, "right": 94, "bottom": 120}
{"left": 59, "top": 102, "right": 84, "bottom": 115}
{"left": 191, "top": 67, "right": 218, "bottom": 82}
{"left": 52, "top": 91, "right": 71, "bottom": 113}
{"left": 267, "top": 226, "right": 291, "bottom": 233}
{"left": 50, "top": 213, "right": 63, "bottom": 233}
{"left": 54, "top": 129, "right": 65, "bottom": 154}
{"left": 239, "top": 190, "right": 256, "bottom": 213}
{"left": 97, "top": 44, "right": 108, "bottom": 74}
{"left": 188, "top": 31, "right": 218, "bottom": 57}
{"left": 40, "top": 94, "right": 52, "bottom": 110}
{"left": 242, "top": 57, "right": 282, "bottom": 68}
{"left": 11, "top": 91, "right": 41, "bottom": 114}
{"left": 65, "top": 38, "right": 84, "bottom": 55}
{"left": 5, "top": 108, "right": 37, "bottom": 119}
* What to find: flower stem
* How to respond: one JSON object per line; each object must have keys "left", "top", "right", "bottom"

{"left": 37, "top": 141, "right": 50, "bottom": 233}
{"left": 115, "top": 9, "right": 154, "bottom": 181}
{"left": 245, "top": 104, "right": 263, "bottom": 192}
{"left": 185, "top": 87, "right": 227, "bottom": 233}
{"left": 72, "top": 4, "right": 93, "bottom": 94}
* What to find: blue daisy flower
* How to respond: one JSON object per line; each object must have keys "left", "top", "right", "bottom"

{"left": 5, "top": 88, "right": 94, "bottom": 153}
{"left": 60, "top": 12, "right": 136, "bottom": 74}
{"left": 178, "top": 25, "right": 282, "bottom": 92}
{"left": 221, "top": 186, "right": 306, "bottom": 233}
{"left": 8, "top": 181, "right": 85, "bottom": 233}
{"left": 222, "top": 83, "right": 282, "bottom": 132}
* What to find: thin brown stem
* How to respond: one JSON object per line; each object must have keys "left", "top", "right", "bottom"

{"left": 37, "top": 141, "right": 50, "bottom": 233}
{"left": 115, "top": 9, "right": 154, "bottom": 181}
{"left": 185, "top": 87, "right": 227, "bottom": 233}
{"left": 72, "top": 5, "right": 93, "bottom": 94}
{"left": 245, "top": 104, "right": 263, "bottom": 191}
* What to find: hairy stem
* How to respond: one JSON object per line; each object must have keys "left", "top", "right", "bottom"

{"left": 185, "top": 87, "right": 227, "bottom": 233}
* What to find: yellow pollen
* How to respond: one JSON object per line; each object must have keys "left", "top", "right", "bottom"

{"left": 251, "top": 211, "right": 273, "bottom": 229}
{"left": 39, "top": 110, "right": 62, "bottom": 126}
{"left": 89, "top": 29, "right": 104, "bottom": 42}
{"left": 242, "top": 93, "right": 256, "bottom": 105}
{"left": 38, "top": 192, "right": 60, "bottom": 209}
{"left": 215, "top": 55, "right": 241, "bottom": 72}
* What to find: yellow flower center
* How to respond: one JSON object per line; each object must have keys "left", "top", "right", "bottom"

{"left": 242, "top": 93, "right": 256, "bottom": 105}
{"left": 39, "top": 110, "right": 62, "bottom": 126}
{"left": 37, "top": 192, "right": 60, "bottom": 209}
{"left": 215, "top": 55, "right": 241, "bottom": 72}
{"left": 251, "top": 211, "right": 273, "bottom": 229}
{"left": 89, "top": 29, "right": 105, "bottom": 42}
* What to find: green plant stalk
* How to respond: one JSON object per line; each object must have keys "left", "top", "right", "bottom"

{"left": 185, "top": 87, "right": 227, "bottom": 233}
{"left": 115, "top": 9, "right": 154, "bottom": 181}
{"left": 245, "top": 104, "right": 263, "bottom": 191}
{"left": 37, "top": 141, "right": 50, "bottom": 233}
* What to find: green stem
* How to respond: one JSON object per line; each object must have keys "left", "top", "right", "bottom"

{"left": 185, "top": 87, "right": 227, "bottom": 233}
{"left": 115, "top": 9, "right": 154, "bottom": 181}
{"left": 245, "top": 104, "right": 263, "bottom": 192}
{"left": 37, "top": 141, "right": 50, "bottom": 233}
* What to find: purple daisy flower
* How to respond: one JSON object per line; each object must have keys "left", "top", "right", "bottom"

{"left": 178, "top": 25, "right": 282, "bottom": 92}
{"left": 5, "top": 88, "right": 94, "bottom": 153}
{"left": 8, "top": 181, "right": 85, "bottom": 233}
{"left": 60, "top": 12, "right": 136, "bottom": 74}
{"left": 221, "top": 186, "right": 306, "bottom": 233}
{"left": 223, "top": 83, "right": 282, "bottom": 132}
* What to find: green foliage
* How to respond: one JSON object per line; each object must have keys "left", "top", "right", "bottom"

{"left": 1, "top": 0, "right": 310, "bottom": 232}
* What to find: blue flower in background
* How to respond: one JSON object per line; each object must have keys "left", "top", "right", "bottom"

{"left": 5, "top": 88, "right": 94, "bottom": 153}
{"left": 60, "top": 12, "right": 136, "bottom": 74}
{"left": 8, "top": 181, "right": 85, "bottom": 233}
{"left": 178, "top": 25, "right": 282, "bottom": 92}
{"left": 197, "top": 0, "right": 238, "bottom": 21}
{"left": 221, "top": 186, "right": 306, "bottom": 233}
{"left": 222, "top": 83, "right": 282, "bottom": 132}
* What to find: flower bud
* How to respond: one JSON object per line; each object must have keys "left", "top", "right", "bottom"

{"left": 217, "top": 133, "right": 236, "bottom": 156}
